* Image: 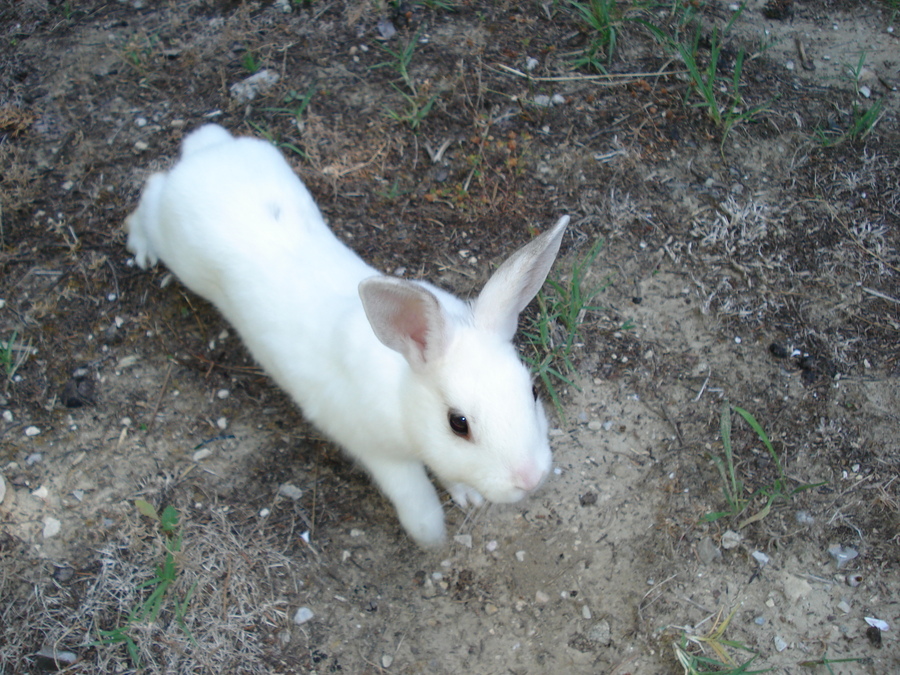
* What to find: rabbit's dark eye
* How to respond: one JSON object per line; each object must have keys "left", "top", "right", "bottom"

{"left": 448, "top": 412, "right": 470, "bottom": 438}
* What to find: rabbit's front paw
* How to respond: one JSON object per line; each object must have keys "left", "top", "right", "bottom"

{"left": 446, "top": 483, "right": 485, "bottom": 508}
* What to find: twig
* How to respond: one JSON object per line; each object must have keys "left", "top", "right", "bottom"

{"left": 862, "top": 286, "right": 900, "bottom": 306}
{"left": 146, "top": 361, "right": 173, "bottom": 433}
{"left": 490, "top": 62, "right": 685, "bottom": 84}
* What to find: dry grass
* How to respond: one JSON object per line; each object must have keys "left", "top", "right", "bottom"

{"left": 1, "top": 505, "right": 308, "bottom": 674}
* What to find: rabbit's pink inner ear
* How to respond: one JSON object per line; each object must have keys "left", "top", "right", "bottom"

{"left": 359, "top": 277, "right": 446, "bottom": 370}
{"left": 474, "top": 216, "right": 569, "bottom": 340}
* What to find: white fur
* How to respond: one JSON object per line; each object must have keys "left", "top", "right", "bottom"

{"left": 126, "top": 124, "right": 569, "bottom": 547}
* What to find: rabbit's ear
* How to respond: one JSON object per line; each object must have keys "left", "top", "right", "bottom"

{"left": 474, "top": 216, "right": 569, "bottom": 340}
{"left": 359, "top": 277, "right": 448, "bottom": 371}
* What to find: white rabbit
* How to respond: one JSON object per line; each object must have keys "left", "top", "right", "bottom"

{"left": 126, "top": 124, "right": 569, "bottom": 547}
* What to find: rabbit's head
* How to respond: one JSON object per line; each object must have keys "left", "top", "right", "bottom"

{"left": 360, "top": 216, "right": 569, "bottom": 505}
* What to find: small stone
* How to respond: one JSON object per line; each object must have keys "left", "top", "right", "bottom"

{"left": 259, "top": 508, "right": 270, "bottom": 517}
{"left": 192, "top": 448, "right": 212, "bottom": 461}
{"left": 515, "top": 550, "right": 526, "bottom": 562}
{"left": 773, "top": 635, "right": 788, "bottom": 652}
{"left": 293, "top": 607, "right": 314, "bottom": 624}
{"left": 721, "top": 530, "right": 742, "bottom": 549}
{"left": 526, "top": 57, "right": 539, "bottom": 71}
{"left": 24, "top": 426, "right": 41, "bottom": 437}
{"left": 587, "top": 620, "right": 611, "bottom": 645}
{"left": 533, "top": 94, "right": 551, "bottom": 107}
{"left": 484, "top": 603, "right": 498, "bottom": 615}
{"left": 381, "top": 654, "right": 393, "bottom": 668}
{"left": 25, "top": 453, "right": 43, "bottom": 465}
{"left": 278, "top": 484, "right": 303, "bottom": 500}
{"left": 582, "top": 605, "right": 592, "bottom": 619}
{"left": 0, "top": 474, "right": 6, "bottom": 505}
{"left": 453, "top": 534, "right": 473, "bottom": 548}
{"left": 837, "top": 600, "right": 851, "bottom": 614}
{"left": 587, "top": 420, "right": 603, "bottom": 431}
{"left": 864, "top": 617, "right": 889, "bottom": 631}
{"left": 133, "top": 141, "right": 149, "bottom": 152}
{"left": 698, "top": 536, "right": 722, "bottom": 564}
{"left": 216, "top": 389, "right": 230, "bottom": 399}
{"left": 216, "top": 417, "right": 228, "bottom": 430}
{"left": 33, "top": 485, "right": 50, "bottom": 499}
{"left": 350, "top": 528, "right": 364, "bottom": 537}
{"left": 43, "top": 516, "right": 61, "bottom": 538}
{"left": 827, "top": 544, "right": 858, "bottom": 568}
{"left": 2, "top": 410, "right": 12, "bottom": 422}
{"left": 551, "top": 93, "right": 566, "bottom": 105}
{"left": 579, "top": 492, "right": 597, "bottom": 507}
{"left": 535, "top": 590, "right": 550, "bottom": 604}
{"left": 485, "top": 540, "right": 498, "bottom": 552}
{"left": 230, "top": 69, "right": 280, "bottom": 103}
{"left": 751, "top": 550, "right": 770, "bottom": 566}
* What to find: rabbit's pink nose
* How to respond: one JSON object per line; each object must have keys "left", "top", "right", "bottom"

{"left": 513, "top": 462, "right": 547, "bottom": 492}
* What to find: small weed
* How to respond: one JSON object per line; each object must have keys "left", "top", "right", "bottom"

{"left": 522, "top": 236, "right": 607, "bottom": 419}
{"left": 568, "top": 0, "right": 628, "bottom": 72}
{"left": 641, "top": 3, "right": 773, "bottom": 146}
{"left": 1, "top": 331, "right": 33, "bottom": 390}
{"left": 264, "top": 83, "right": 318, "bottom": 125}
{"left": 813, "top": 53, "right": 886, "bottom": 146}
{"left": 702, "top": 404, "right": 824, "bottom": 528}
{"left": 91, "top": 501, "right": 196, "bottom": 668}
{"left": 673, "top": 607, "right": 770, "bottom": 674}
{"left": 799, "top": 654, "right": 866, "bottom": 673}
{"left": 241, "top": 50, "right": 261, "bottom": 74}
{"left": 371, "top": 29, "right": 438, "bottom": 130}
{"left": 247, "top": 122, "right": 308, "bottom": 160}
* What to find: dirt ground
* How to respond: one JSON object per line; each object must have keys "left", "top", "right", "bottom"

{"left": 1, "top": 1, "right": 898, "bottom": 673}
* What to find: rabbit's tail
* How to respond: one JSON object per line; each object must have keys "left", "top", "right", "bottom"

{"left": 180, "top": 124, "right": 233, "bottom": 158}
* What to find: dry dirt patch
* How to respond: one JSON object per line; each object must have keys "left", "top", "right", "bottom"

{"left": 1, "top": 1, "right": 898, "bottom": 673}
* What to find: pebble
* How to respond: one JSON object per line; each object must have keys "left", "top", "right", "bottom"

{"left": 526, "top": 57, "right": 539, "bottom": 71}
{"left": 43, "top": 516, "right": 61, "bottom": 538}
{"left": 582, "top": 605, "right": 592, "bottom": 619}
{"left": 192, "top": 448, "right": 212, "bottom": 461}
{"left": 751, "top": 550, "right": 770, "bottom": 566}
{"left": 278, "top": 484, "right": 303, "bottom": 500}
{"left": 453, "top": 534, "right": 473, "bottom": 548}
{"left": 697, "top": 536, "right": 722, "bottom": 564}
{"left": 24, "top": 426, "right": 41, "bottom": 437}
{"left": 33, "top": 485, "right": 49, "bottom": 499}
{"left": 533, "top": 94, "right": 552, "bottom": 107}
{"left": 259, "top": 508, "right": 270, "bottom": 517}
{"left": 381, "top": 654, "right": 393, "bottom": 668}
{"left": 25, "top": 453, "right": 43, "bottom": 465}
{"left": 293, "top": 606, "right": 314, "bottom": 625}
{"left": 2, "top": 410, "right": 12, "bottom": 422}
{"left": 230, "top": 69, "right": 280, "bottom": 103}
{"left": 485, "top": 540, "right": 498, "bottom": 552}
{"left": 484, "top": 603, "right": 498, "bottom": 615}
{"left": 133, "top": 141, "right": 149, "bottom": 152}
{"left": 588, "top": 619, "right": 611, "bottom": 645}
{"left": 837, "top": 600, "right": 851, "bottom": 614}
{"left": 865, "top": 617, "right": 889, "bottom": 631}
{"left": 216, "top": 417, "right": 228, "bottom": 430}
{"left": 773, "top": 635, "right": 788, "bottom": 652}
{"left": 535, "top": 590, "right": 550, "bottom": 603}
{"left": 217, "top": 389, "right": 230, "bottom": 399}
{"left": 827, "top": 544, "right": 858, "bottom": 568}
{"left": 0, "top": 474, "right": 5, "bottom": 504}
{"left": 587, "top": 420, "right": 603, "bottom": 431}
{"left": 783, "top": 575, "right": 812, "bottom": 602}
{"left": 721, "top": 530, "right": 742, "bottom": 549}
{"left": 515, "top": 550, "right": 526, "bottom": 562}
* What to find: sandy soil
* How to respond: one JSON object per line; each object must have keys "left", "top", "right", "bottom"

{"left": 1, "top": 1, "right": 898, "bottom": 673}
